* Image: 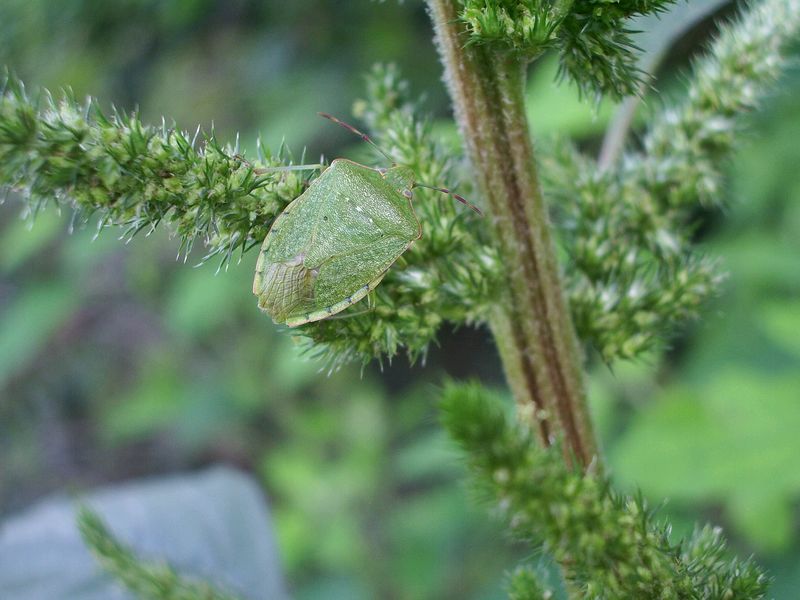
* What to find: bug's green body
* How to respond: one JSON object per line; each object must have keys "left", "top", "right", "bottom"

{"left": 253, "top": 159, "right": 421, "bottom": 327}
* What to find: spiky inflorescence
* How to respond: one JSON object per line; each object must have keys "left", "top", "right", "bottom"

{"left": 459, "top": 0, "right": 573, "bottom": 57}
{"left": 554, "top": 0, "right": 679, "bottom": 99}
{"left": 457, "top": 0, "right": 678, "bottom": 98}
{"left": 632, "top": 0, "right": 800, "bottom": 207}
{"left": 544, "top": 0, "right": 800, "bottom": 361}
{"left": 542, "top": 138, "right": 725, "bottom": 362}
{"left": 440, "top": 382, "right": 768, "bottom": 599}
{"left": 0, "top": 73, "right": 308, "bottom": 269}
{"left": 77, "top": 507, "right": 244, "bottom": 600}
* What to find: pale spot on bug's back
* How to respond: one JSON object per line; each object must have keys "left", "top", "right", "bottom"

{"left": 356, "top": 206, "right": 363, "bottom": 212}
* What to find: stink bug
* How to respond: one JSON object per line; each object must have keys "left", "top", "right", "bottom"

{"left": 253, "top": 113, "right": 480, "bottom": 327}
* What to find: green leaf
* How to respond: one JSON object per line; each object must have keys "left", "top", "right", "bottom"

{"left": 610, "top": 369, "right": 800, "bottom": 550}
{"left": 759, "top": 302, "right": 800, "bottom": 358}
{"left": 726, "top": 491, "right": 793, "bottom": 553}
{"left": 0, "top": 283, "right": 81, "bottom": 387}
{"left": 165, "top": 261, "right": 249, "bottom": 338}
{"left": 0, "top": 209, "right": 62, "bottom": 273}
{"left": 527, "top": 56, "right": 616, "bottom": 138}
{"left": 392, "top": 429, "right": 461, "bottom": 483}
{"left": 99, "top": 354, "right": 189, "bottom": 443}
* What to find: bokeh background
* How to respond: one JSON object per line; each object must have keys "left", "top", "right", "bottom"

{"left": 1, "top": 1, "right": 799, "bottom": 598}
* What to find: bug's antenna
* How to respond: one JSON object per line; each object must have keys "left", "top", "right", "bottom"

{"left": 318, "top": 112, "right": 396, "bottom": 164}
{"left": 413, "top": 183, "right": 483, "bottom": 216}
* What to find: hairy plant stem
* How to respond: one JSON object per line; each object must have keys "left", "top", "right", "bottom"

{"left": 426, "top": 0, "right": 598, "bottom": 468}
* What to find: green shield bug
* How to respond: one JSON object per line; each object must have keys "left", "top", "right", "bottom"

{"left": 253, "top": 113, "right": 480, "bottom": 327}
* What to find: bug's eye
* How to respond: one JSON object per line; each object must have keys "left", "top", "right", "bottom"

{"left": 402, "top": 189, "right": 413, "bottom": 199}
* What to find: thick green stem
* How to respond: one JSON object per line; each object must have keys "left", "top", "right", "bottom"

{"left": 426, "top": 0, "right": 598, "bottom": 468}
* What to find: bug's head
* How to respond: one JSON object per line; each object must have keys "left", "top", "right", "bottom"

{"left": 384, "top": 164, "right": 416, "bottom": 197}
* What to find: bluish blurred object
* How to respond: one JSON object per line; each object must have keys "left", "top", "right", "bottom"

{"left": 0, "top": 467, "right": 288, "bottom": 600}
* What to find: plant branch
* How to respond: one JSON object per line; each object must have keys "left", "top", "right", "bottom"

{"left": 440, "top": 382, "right": 769, "bottom": 598}
{"left": 426, "top": 0, "right": 597, "bottom": 467}
{"left": 0, "top": 74, "right": 307, "bottom": 267}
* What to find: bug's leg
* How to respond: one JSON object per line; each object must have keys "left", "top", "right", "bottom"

{"left": 318, "top": 112, "right": 397, "bottom": 165}
{"left": 412, "top": 183, "right": 483, "bottom": 215}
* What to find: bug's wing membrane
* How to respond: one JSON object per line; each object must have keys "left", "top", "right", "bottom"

{"left": 257, "top": 258, "right": 317, "bottom": 324}
{"left": 311, "top": 235, "right": 412, "bottom": 313}
{"left": 254, "top": 172, "right": 332, "bottom": 321}
{"left": 260, "top": 188, "right": 322, "bottom": 262}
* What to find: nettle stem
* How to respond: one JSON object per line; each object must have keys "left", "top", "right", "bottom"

{"left": 427, "top": 0, "right": 597, "bottom": 468}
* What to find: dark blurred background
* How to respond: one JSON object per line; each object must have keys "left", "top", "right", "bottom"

{"left": 1, "top": 1, "right": 799, "bottom": 598}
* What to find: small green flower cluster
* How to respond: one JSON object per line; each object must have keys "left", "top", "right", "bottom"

{"left": 507, "top": 565, "right": 553, "bottom": 600}
{"left": 636, "top": 0, "right": 800, "bottom": 208}
{"left": 457, "top": 0, "right": 676, "bottom": 98}
{"left": 460, "top": 0, "right": 572, "bottom": 57}
{"left": 0, "top": 74, "right": 306, "bottom": 269}
{"left": 543, "top": 139, "right": 724, "bottom": 362}
{"left": 440, "top": 381, "right": 768, "bottom": 599}
{"left": 544, "top": 0, "right": 800, "bottom": 362}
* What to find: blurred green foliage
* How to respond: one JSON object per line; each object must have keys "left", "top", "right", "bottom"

{"left": 595, "top": 71, "right": 800, "bottom": 593}
{"left": 1, "top": 0, "right": 799, "bottom": 598}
